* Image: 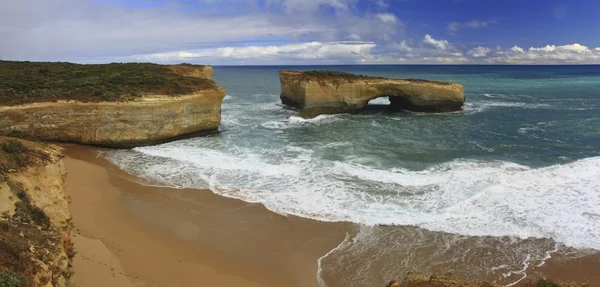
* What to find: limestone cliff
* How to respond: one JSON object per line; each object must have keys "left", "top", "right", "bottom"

{"left": 0, "top": 137, "right": 73, "bottom": 287}
{"left": 168, "top": 65, "right": 214, "bottom": 79}
{"left": 279, "top": 70, "right": 465, "bottom": 117}
{"left": 0, "top": 91, "right": 225, "bottom": 148}
{"left": 0, "top": 62, "right": 226, "bottom": 148}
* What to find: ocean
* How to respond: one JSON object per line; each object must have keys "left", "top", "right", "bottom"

{"left": 105, "top": 65, "right": 600, "bottom": 286}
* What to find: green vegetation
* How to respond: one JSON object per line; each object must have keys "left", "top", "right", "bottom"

{"left": 297, "top": 70, "right": 452, "bottom": 85}
{"left": 0, "top": 140, "right": 31, "bottom": 170}
{"left": 0, "top": 270, "right": 23, "bottom": 287}
{"left": 0, "top": 61, "right": 216, "bottom": 105}
{"left": 9, "top": 183, "right": 50, "bottom": 228}
{"left": 301, "top": 70, "right": 380, "bottom": 80}
{"left": 1, "top": 140, "right": 27, "bottom": 155}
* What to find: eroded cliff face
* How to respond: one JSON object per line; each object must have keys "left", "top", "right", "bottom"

{"left": 0, "top": 90, "right": 225, "bottom": 148}
{"left": 168, "top": 65, "right": 214, "bottom": 79}
{"left": 0, "top": 137, "right": 73, "bottom": 287}
{"left": 0, "top": 65, "right": 226, "bottom": 148}
{"left": 279, "top": 70, "right": 465, "bottom": 117}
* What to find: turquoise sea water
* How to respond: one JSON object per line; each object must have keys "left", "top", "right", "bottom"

{"left": 107, "top": 65, "right": 600, "bottom": 286}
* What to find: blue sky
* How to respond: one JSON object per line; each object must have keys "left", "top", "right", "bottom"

{"left": 2, "top": 0, "right": 600, "bottom": 64}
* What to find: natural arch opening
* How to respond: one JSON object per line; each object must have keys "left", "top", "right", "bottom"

{"left": 362, "top": 96, "right": 406, "bottom": 113}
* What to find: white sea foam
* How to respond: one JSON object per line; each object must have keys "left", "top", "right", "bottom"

{"left": 105, "top": 143, "right": 600, "bottom": 250}
{"left": 288, "top": 114, "right": 342, "bottom": 124}
{"left": 480, "top": 93, "right": 535, "bottom": 100}
{"left": 463, "top": 101, "right": 552, "bottom": 114}
{"left": 260, "top": 115, "right": 343, "bottom": 130}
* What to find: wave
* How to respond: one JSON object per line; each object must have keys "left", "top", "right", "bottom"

{"left": 462, "top": 101, "right": 552, "bottom": 114}
{"left": 479, "top": 93, "right": 536, "bottom": 100}
{"left": 260, "top": 115, "right": 343, "bottom": 130}
{"left": 105, "top": 142, "right": 600, "bottom": 250}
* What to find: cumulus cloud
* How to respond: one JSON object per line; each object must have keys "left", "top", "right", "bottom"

{"left": 120, "top": 41, "right": 377, "bottom": 64}
{"left": 422, "top": 56, "right": 469, "bottom": 64}
{"left": 446, "top": 19, "right": 496, "bottom": 34}
{"left": 391, "top": 40, "right": 412, "bottom": 52}
{"left": 511, "top": 46, "right": 525, "bottom": 53}
{"left": 468, "top": 46, "right": 491, "bottom": 57}
{"left": 376, "top": 13, "right": 398, "bottom": 23}
{"left": 0, "top": 0, "right": 402, "bottom": 61}
{"left": 487, "top": 43, "right": 600, "bottom": 64}
{"left": 1, "top": 0, "right": 599, "bottom": 65}
{"left": 423, "top": 34, "right": 450, "bottom": 50}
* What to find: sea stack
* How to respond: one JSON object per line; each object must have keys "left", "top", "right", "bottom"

{"left": 0, "top": 62, "right": 226, "bottom": 148}
{"left": 279, "top": 70, "right": 465, "bottom": 117}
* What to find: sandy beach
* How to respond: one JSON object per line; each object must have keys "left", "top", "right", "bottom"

{"left": 64, "top": 144, "right": 351, "bottom": 287}
{"left": 63, "top": 144, "right": 600, "bottom": 287}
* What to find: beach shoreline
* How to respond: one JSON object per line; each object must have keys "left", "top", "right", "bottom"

{"left": 64, "top": 144, "right": 351, "bottom": 287}
{"left": 63, "top": 143, "right": 600, "bottom": 287}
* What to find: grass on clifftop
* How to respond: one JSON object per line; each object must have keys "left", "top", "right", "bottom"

{"left": 301, "top": 70, "right": 382, "bottom": 81}
{"left": 0, "top": 61, "right": 217, "bottom": 105}
{"left": 294, "top": 70, "right": 453, "bottom": 85}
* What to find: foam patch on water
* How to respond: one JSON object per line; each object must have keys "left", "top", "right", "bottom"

{"left": 105, "top": 142, "right": 600, "bottom": 250}
{"left": 463, "top": 101, "right": 552, "bottom": 114}
{"left": 317, "top": 225, "right": 560, "bottom": 287}
{"left": 260, "top": 115, "right": 343, "bottom": 130}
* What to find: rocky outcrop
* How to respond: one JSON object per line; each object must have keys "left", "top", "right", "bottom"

{"left": 0, "top": 137, "right": 73, "bottom": 287}
{"left": 168, "top": 65, "right": 214, "bottom": 79}
{"left": 0, "top": 65, "right": 226, "bottom": 148}
{"left": 280, "top": 70, "right": 465, "bottom": 117}
{"left": 0, "top": 91, "right": 225, "bottom": 148}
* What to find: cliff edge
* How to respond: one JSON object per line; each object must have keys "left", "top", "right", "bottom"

{"left": 0, "top": 137, "right": 73, "bottom": 286}
{"left": 0, "top": 62, "right": 226, "bottom": 147}
{"left": 279, "top": 70, "right": 464, "bottom": 117}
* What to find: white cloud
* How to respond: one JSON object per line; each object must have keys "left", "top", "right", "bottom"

{"left": 110, "top": 41, "right": 377, "bottom": 64}
{"left": 468, "top": 46, "right": 491, "bottom": 57}
{"left": 376, "top": 13, "right": 397, "bottom": 23}
{"left": 511, "top": 46, "right": 525, "bottom": 53}
{"left": 446, "top": 19, "right": 496, "bottom": 34}
{"left": 391, "top": 40, "right": 412, "bottom": 52}
{"left": 0, "top": 0, "right": 403, "bottom": 61}
{"left": 373, "top": 0, "right": 388, "bottom": 8}
{"left": 422, "top": 57, "right": 469, "bottom": 64}
{"left": 487, "top": 43, "right": 600, "bottom": 64}
{"left": 423, "top": 34, "right": 449, "bottom": 50}
{"left": 266, "top": 0, "right": 354, "bottom": 12}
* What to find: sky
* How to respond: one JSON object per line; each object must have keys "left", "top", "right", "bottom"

{"left": 2, "top": 0, "right": 600, "bottom": 65}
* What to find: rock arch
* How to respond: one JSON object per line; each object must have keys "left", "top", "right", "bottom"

{"left": 279, "top": 70, "right": 465, "bottom": 117}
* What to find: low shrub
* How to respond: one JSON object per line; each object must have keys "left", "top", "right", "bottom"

{"left": 0, "top": 269, "right": 23, "bottom": 287}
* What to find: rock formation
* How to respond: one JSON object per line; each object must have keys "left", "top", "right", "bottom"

{"left": 279, "top": 70, "right": 465, "bottom": 117}
{"left": 0, "top": 63, "right": 226, "bottom": 148}
{"left": 0, "top": 137, "right": 73, "bottom": 286}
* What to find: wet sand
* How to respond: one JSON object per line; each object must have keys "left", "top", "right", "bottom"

{"left": 64, "top": 144, "right": 600, "bottom": 287}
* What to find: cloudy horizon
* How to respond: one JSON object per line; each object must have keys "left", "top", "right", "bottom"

{"left": 2, "top": 0, "right": 600, "bottom": 65}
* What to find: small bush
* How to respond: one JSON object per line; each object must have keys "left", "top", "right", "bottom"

{"left": 1, "top": 140, "right": 27, "bottom": 155}
{"left": 0, "top": 269, "right": 23, "bottom": 287}
{"left": 13, "top": 188, "right": 50, "bottom": 228}
{"left": 29, "top": 207, "right": 50, "bottom": 227}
